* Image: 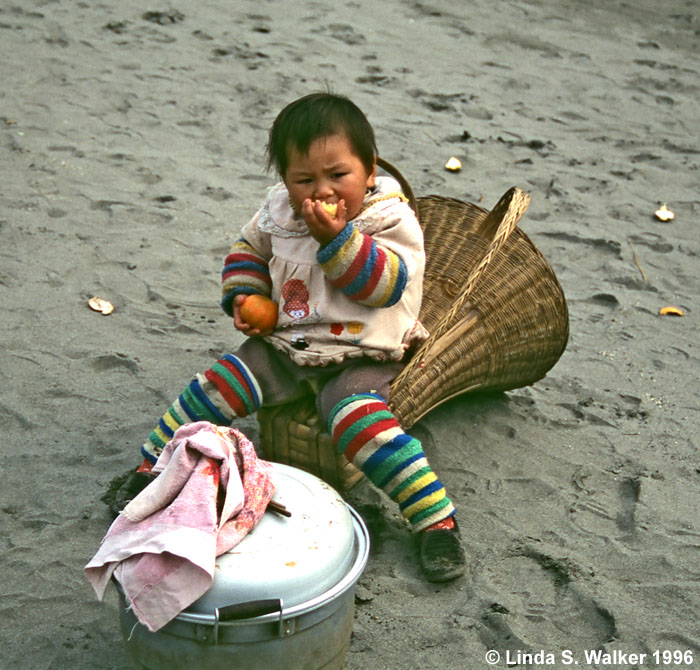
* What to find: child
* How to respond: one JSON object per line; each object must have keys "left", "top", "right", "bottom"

{"left": 126, "top": 92, "right": 465, "bottom": 582}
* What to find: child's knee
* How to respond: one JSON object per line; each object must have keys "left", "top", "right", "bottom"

{"left": 318, "top": 361, "right": 401, "bottom": 426}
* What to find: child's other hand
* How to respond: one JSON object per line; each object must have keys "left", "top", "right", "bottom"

{"left": 232, "top": 294, "right": 274, "bottom": 337}
{"left": 302, "top": 199, "right": 346, "bottom": 245}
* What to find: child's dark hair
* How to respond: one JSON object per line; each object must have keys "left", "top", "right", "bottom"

{"left": 267, "top": 92, "right": 377, "bottom": 177}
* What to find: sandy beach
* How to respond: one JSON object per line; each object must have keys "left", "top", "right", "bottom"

{"left": 2, "top": 0, "right": 699, "bottom": 667}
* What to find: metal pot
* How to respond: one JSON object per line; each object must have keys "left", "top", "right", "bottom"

{"left": 118, "top": 463, "right": 370, "bottom": 670}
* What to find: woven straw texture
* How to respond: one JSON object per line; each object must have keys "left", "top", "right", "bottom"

{"left": 257, "top": 160, "right": 569, "bottom": 488}
{"left": 257, "top": 396, "right": 364, "bottom": 491}
{"left": 389, "top": 189, "right": 569, "bottom": 427}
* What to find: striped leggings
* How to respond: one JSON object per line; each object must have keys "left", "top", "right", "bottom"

{"left": 142, "top": 341, "right": 455, "bottom": 531}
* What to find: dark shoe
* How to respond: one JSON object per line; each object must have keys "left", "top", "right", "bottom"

{"left": 102, "top": 469, "right": 156, "bottom": 519}
{"left": 417, "top": 520, "right": 466, "bottom": 583}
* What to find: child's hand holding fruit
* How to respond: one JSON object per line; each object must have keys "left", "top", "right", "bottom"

{"left": 233, "top": 294, "right": 278, "bottom": 337}
{"left": 302, "top": 199, "right": 345, "bottom": 245}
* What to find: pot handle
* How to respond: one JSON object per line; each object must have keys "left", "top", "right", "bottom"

{"left": 217, "top": 598, "right": 283, "bottom": 622}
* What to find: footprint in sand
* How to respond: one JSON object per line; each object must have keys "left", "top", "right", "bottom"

{"left": 568, "top": 466, "right": 641, "bottom": 540}
{"left": 310, "top": 23, "right": 366, "bottom": 45}
{"left": 89, "top": 353, "right": 139, "bottom": 374}
{"left": 479, "top": 545, "right": 617, "bottom": 659}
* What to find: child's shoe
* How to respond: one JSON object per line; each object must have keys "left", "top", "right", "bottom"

{"left": 102, "top": 459, "right": 156, "bottom": 519}
{"left": 417, "top": 517, "right": 466, "bottom": 583}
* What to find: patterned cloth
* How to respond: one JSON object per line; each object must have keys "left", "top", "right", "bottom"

{"left": 329, "top": 393, "right": 455, "bottom": 531}
{"left": 87, "top": 422, "right": 274, "bottom": 632}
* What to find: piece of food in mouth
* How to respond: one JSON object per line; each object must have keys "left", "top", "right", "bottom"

{"left": 319, "top": 201, "right": 338, "bottom": 218}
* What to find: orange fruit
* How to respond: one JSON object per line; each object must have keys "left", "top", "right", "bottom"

{"left": 240, "top": 294, "right": 278, "bottom": 331}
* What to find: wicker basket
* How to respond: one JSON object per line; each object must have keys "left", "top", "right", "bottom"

{"left": 257, "top": 159, "right": 569, "bottom": 488}
{"left": 257, "top": 397, "right": 364, "bottom": 491}
{"left": 389, "top": 189, "right": 569, "bottom": 427}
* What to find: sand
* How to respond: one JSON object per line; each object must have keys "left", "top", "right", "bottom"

{"left": 1, "top": 0, "right": 699, "bottom": 668}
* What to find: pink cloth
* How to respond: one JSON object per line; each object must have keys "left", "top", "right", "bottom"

{"left": 84, "top": 422, "right": 274, "bottom": 632}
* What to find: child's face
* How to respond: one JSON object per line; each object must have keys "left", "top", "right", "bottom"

{"left": 283, "top": 133, "right": 376, "bottom": 222}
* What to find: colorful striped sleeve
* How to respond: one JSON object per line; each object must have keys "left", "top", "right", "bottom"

{"left": 221, "top": 237, "right": 272, "bottom": 316}
{"left": 317, "top": 223, "right": 408, "bottom": 308}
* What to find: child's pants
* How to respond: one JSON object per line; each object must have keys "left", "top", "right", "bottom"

{"left": 142, "top": 338, "right": 455, "bottom": 531}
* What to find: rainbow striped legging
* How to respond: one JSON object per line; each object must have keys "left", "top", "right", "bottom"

{"left": 142, "top": 338, "right": 455, "bottom": 531}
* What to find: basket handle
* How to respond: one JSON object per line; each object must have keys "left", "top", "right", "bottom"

{"left": 392, "top": 186, "right": 531, "bottom": 387}
{"left": 376, "top": 156, "right": 417, "bottom": 213}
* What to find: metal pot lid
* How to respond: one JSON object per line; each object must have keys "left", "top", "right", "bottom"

{"left": 187, "top": 463, "right": 356, "bottom": 613}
